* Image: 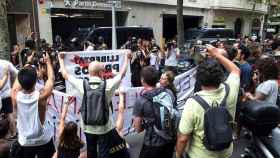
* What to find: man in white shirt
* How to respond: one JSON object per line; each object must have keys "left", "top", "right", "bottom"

{"left": 0, "top": 59, "right": 18, "bottom": 114}
{"left": 11, "top": 54, "right": 55, "bottom": 158}
{"left": 0, "top": 59, "right": 18, "bottom": 137}
{"left": 59, "top": 51, "right": 131, "bottom": 158}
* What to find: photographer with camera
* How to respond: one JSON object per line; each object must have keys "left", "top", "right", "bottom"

{"left": 122, "top": 37, "right": 138, "bottom": 50}
{"left": 21, "top": 38, "right": 36, "bottom": 66}
{"left": 10, "top": 44, "right": 21, "bottom": 67}
{"left": 164, "top": 40, "right": 180, "bottom": 75}
{"left": 150, "top": 46, "right": 160, "bottom": 70}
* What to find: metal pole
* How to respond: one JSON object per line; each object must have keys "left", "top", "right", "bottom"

{"left": 112, "top": 1, "right": 117, "bottom": 50}
{"left": 32, "top": 0, "right": 40, "bottom": 51}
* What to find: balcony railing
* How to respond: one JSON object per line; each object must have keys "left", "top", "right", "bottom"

{"left": 210, "top": 0, "right": 268, "bottom": 13}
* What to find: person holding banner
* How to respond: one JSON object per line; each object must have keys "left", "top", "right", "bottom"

{"left": 11, "top": 53, "right": 55, "bottom": 158}
{"left": 58, "top": 51, "right": 131, "bottom": 158}
{"left": 52, "top": 96, "right": 84, "bottom": 158}
{"left": 115, "top": 89, "right": 126, "bottom": 137}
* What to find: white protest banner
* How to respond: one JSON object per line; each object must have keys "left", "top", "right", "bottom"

{"left": 47, "top": 87, "right": 144, "bottom": 141}
{"left": 63, "top": 50, "right": 131, "bottom": 95}
{"left": 174, "top": 67, "right": 197, "bottom": 110}
{"left": 46, "top": 66, "right": 197, "bottom": 139}
{"left": 46, "top": 90, "right": 85, "bottom": 143}
{"left": 109, "top": 68, "right": 197, "bottom": 133}
{"left": 111, "top": 87, "right": 144, "bottom": 135}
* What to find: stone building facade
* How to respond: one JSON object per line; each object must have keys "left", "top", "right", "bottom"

{"left": 36, "top": 0, "right": 267, "bottom": 44}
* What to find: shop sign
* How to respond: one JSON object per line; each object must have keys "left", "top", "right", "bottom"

{"left": 213, "top": 16, "right": 225, "bottom": 26}
{"left": 64, "top": 0, "right": 121, "bottom": 8}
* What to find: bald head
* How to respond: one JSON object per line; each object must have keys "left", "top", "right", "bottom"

{"left": 88, "top": 61, "right": 105, "bottom": 76}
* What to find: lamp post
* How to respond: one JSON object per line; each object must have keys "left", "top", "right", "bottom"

{"left": 112, "top": 0, "right": 117, "bottom": 50}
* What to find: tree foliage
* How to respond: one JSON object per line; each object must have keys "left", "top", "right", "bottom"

{"left": 249, "top": 0, "right": 280, "bottom": 10}
{"left": 0, "top": 0, "right": 10, "bottom": 60}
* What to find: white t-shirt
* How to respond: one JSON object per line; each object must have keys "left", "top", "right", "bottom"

{"left": 256, "top": 80, "right": 279, "bottom": 105}
{"left": 17, "top": 90, "right": 53, "bottom": 146}
{"left": 165, "top": 48, "right": 178, "bottom": 67}
{"left": 68, "top": 74, "right": 122, "bottom": 135}
{"left": 150, "top": 53, "right": 159, "bottom": 70}
{"left": 0, "top": 60, "right": 18, "bottom": 98}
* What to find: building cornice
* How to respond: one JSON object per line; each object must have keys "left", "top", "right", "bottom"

{"left": 123, "top": 0, "right": 211, "bottom": 9}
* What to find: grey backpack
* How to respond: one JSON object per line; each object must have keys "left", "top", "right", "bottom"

{"left": 81, "top": 79, "right": 111, "bottom": 126}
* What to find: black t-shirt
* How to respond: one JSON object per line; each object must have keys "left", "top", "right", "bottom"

{"left": 133, "top": 89, "right": 176, "bottom": 147}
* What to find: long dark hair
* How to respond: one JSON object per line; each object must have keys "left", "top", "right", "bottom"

{"left": 164, "top": 71, "right": 177, "bottom": 97}
{"left": 59, "top": 121, "right": 83, "bottom": 150}
{"left": 257, "top": 58, "right": 279, "bottom": 82}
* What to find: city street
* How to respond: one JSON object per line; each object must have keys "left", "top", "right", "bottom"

{"left": 125, "top": 131, "right": 252, "bottom": 158}
{"left": 0, "top": 0, "right": 280, "bottom": 158}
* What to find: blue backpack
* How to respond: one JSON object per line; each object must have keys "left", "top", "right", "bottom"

{"left": 142, "top": 88, "right": 180, "bottom": 141}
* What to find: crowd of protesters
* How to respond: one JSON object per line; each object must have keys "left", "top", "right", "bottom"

{"left": 0, "top": 31, "right": 279, "bottom": 158}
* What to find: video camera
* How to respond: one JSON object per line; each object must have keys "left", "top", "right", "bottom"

{"left": 193, "top": 40, "right": 220, "bottom": 54}
{"left": 136, "top": 50, "right": 144, "bottom": 60}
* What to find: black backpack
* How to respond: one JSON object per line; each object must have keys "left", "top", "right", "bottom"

{"left": 81, "top": 79, "right": 111, "bottom": 126}
{"left": 142, "top": 88, "right": 180, "bottom": 141}
{"left": 192, "top": 83, "right": 233, "bottom": 151}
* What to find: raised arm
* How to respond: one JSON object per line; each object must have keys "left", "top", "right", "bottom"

{"left": 206, "top": 45, "right": 240, "bottom": 76}
{"left": 11, "top": 78, "right": 22, "bottom": 113}
{"left": 119, "top": 51, "right": 132, "bottom": 79}
{"left": 39, "top": 53, "right": 54, "bottom": 100}
{"left": 8, "top": 61, "right": 18, "bottom": 84}
{"left": 116, "top": 90, "right": 126, "bottom": 137}
{"left": 58, "top": 52, "right": 69, "bottom": 80}
{"left": 0, "top": 66, "right": 9, "bottom": 90}
{"left": 59, "top": 97, "right": 75, "bottom": 136}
